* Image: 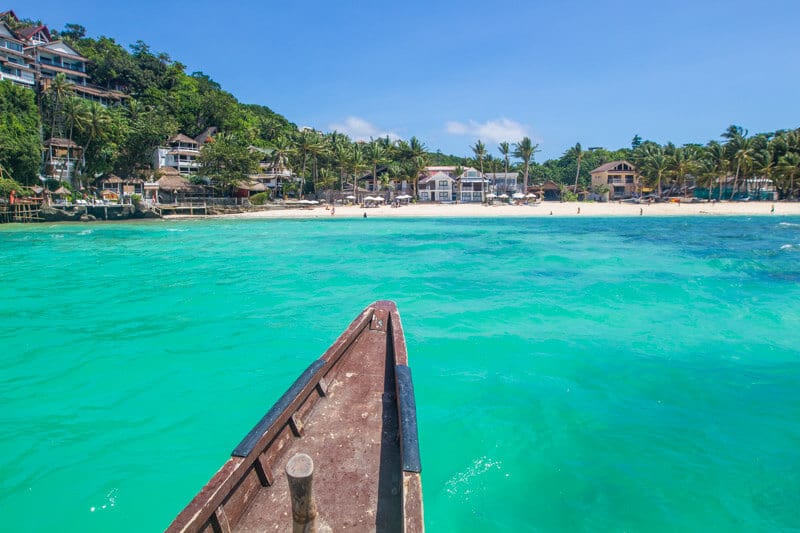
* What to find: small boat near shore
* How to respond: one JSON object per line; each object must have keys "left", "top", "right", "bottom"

{"left": 167, "top": 300, "right": 423, "bottom": 532}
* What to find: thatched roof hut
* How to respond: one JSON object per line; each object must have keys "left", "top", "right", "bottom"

{"left": 98, "top": 174, "right": 124, "bottom": 185}
{"left": 157, "top": 174, "right": 192, "bottom": 191}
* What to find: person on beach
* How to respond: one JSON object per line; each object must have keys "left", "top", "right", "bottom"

{"left": 640, "top": 208, "right": 643, "bottom": 216}
{"left": 331, "top": 207, "right": 335, "bottom": 216}
{"left": 577, "top": 207, "right": 581, "bottom": 214}
{"left": 363, "top": 212, "right": 367, "bottom": 218}
{"left": 771, "top": 204, "right": 775, "bottom": 213}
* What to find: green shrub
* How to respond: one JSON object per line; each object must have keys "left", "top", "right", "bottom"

{"left": 250, "top": 192, "right": 269, "bottom": 205}
{"left": 0, "top": 177, "right": 23, "bottom": 196}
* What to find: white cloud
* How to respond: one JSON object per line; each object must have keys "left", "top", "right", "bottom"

{"left": 328, "top": 116, "right": 400, "bottom": 142}
{"left": 445, "top": 118, "right": 530, "bottom": 143}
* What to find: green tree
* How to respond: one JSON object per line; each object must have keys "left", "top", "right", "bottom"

{"left": 513, "top": 137, "right": 539, "bottom": 192}
{"left": 776, "top": 153, "right": 800, "bottom": 199}
{"left": 75, "top": 101, "right": 112, "bottom": 177}
{"left": 365, "top": 138, "right": 388, "bottom": 194}
{"left": 348, "top": 143, "right": 367, "bottom": 198}
{"left": 45, "top": 73, "right": 73, "bottom": 139}
{"left": 498, "top": 141, "right": 511, "bottom": 192}
{"left": 0, "top": 81, "right": 41, "bottom": 184}
{"left": 471, "top": 140, "right": 487, "bottom": 201}
{"left": 565, "top": 142, "right": 584, "bottom": 194}
{"left": 454, "top": 165, "right": 465, "bottom": 203}
{"left": 667, "top": 146, "right": 698, "bottom": 197}
{"left": 639, "top": 145, "right": 669, "bottom": 196}
{"left": 198, "top": 133, "right": 259, "bottom": 192}
{"left": 329, "top": 131, "right": 350, "bottom": 194}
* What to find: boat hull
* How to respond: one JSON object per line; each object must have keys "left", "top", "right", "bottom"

{"left": 167, "top": 301, "right": 423, "bottom": 532}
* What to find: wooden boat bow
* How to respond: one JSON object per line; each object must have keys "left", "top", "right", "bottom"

{"left": 167, "top": 301, "right": 423, "bottom": 532}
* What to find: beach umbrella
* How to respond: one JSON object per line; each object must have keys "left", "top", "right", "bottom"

{"left": 512, "top": 192, "right": 525, "bottom": 199}
{"left": 525, "top": 193, "right": 537, "bottom": 198}
{"left": 396, "top": 194, "right": 411, "bottom": 200}
{"left": 346, "top": 195, "right": 356, "bottom": 199}
{"left": 499, "top": 194, "right": 509, "bottom": 199}
{"left": 374, "top": 197, "right": 385, "bottom": 202}
{"left": 486, "top": 193, "right": 497, "bottom": 198}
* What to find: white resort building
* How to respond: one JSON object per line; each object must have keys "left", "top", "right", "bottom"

{"left": 0, "top": 20, "right": 34, "bottom": 87}
{"left": 419, "top": 166, "right": 489, "bottom": 203}
{"left": 1, "top": 10, "right": 125, "bottom": 105}
{"left": 153, "top": 134, "right": 202, "bottom": 176}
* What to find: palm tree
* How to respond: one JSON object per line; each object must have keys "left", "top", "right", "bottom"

{"left": 776, "top": 153, "right": 800, "bottom": 200}
{"left": 513, "top": 137, "right": 539, "bottom": 192}
{"left": 731, "top": 139, "right": 756, "bottom": 200}
{"left": 640, "top": 146, "right": 669, "bottom": 197}
{"left": 406, "top": 156, "right": 427, "bottom": 199}
{"left": 752, "top": 149, "right": 775, "bottom": 200}
{"left": 668, "top": 146, "right": 698, "bottom": 197}
{"left": 471, "top": 140, "right": 486, "bottom": 201}
{"left": 498, "top": 142, "right": 511, "bottom": 193}
{"left": 76, "top": 101, "right": 112, "bottom": 181}
{"left": 269, "top": 135, "right": 296, "bottom": 198}
{"left": 306, "top": 133, "right": 328, "bottom": 196}
{"left": 453, "top": 165, "right": 464, "bottom": 203}
{"left": 60, "top": 96, "right": 88, "bottom": 185}
{"left": 386, "top": 162, "right": 403, "bottom": 198}
{"left": 295, "top": 130, "right": 317, "bottom": 197}
{"left": 47, "top": 73, "right": 73, "bottom": 139}
{"left": 328, "top": 131, "right": 350, "bottom": 194}
{"left": 565, "top": 142, "right": 583, "bottom": 195}
{"left": 349, "top": 143, "right": 366, "bottom": 199}
{"left": 704, "top": 141, "right": 729, "bottom": 200}
{"left": 722, "top": 125, "right": 755, "bottom": 200}
{"left": 365, "top": 139, "right": 388, "bottom": 194}
{"left": 396, "top": 137, "right": 428, "bottom": 198}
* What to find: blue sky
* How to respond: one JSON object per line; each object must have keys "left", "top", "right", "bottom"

{"left": 12, "top": 0, "right": 800, "bottom": 160}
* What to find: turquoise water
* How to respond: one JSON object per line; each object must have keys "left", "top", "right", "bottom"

{"left": 1, "top": 216, "right": 799, "bottom": 531}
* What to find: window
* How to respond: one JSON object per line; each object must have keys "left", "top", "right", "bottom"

{"left": 607, "top": 175, "right": 622, "bottom": 184}
{"left": 3, "top": 40, "right": 23, "bottom": 52}
{"left": 625, "top": 175, "right": 634, "bottom": 183}
{"left": 438, "top": 180, "right": 449, "bottom": 188}
{"left": 421, "top": 192, "right": 429, "bottom": 201}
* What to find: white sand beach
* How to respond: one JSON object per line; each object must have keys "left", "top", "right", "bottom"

{"left": 188, "top": 200, "right": 800, "bottom": 220}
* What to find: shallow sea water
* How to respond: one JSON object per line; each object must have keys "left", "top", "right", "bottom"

{"left": 1, "top": 216, "right": 799, "bottom": 531}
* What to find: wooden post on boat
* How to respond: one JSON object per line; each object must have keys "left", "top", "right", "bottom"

{"left": 286, "top": 453, "right": 317, "bottom": 533}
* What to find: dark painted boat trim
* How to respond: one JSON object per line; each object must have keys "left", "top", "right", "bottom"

{"left": 232, "top": 359, "right": 327, "bottom": 458}
{"left": 396, "top": 364, "right": 422, "bottom": 474}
